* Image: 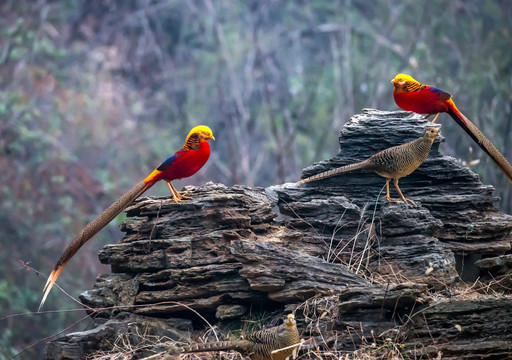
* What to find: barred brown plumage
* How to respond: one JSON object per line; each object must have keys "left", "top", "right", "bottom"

{"left": 297, "top": 127, "right": 441, "bottom": 207}
{"left": 182, "top": 314, "right": 300, "bottom": 360}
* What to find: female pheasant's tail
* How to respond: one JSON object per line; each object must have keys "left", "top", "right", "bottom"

{"left": 182, "top": 340, "right": 253, "bottom": 354}
{"left": 297, "top": 161, "right": 368, "bottom": 184}
{"left": 447, "top": 107, "right": 512, "bottom": 183}
{"left": 38, "top": 180, "right": 154, "bottom": 312}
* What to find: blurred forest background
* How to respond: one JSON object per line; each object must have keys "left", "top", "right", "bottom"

{"left": 1, "top": 0, "right": 511, "bottom": 357}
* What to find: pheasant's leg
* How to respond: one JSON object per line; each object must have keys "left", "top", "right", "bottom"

{"left": 166, "top": 181, "right": 181, "bottom": 202}
{"left": 166, "top": 182, "right": 186, "bottom": 203}
{"left": 423, "top": 113, "right": 440, "bottom": 123}
{"left": 393, "top": 179, "right": 417, "bottom": 207}
{"left": 169, "top": 182, "right": 191, "bottom": 200}
{"left": 384, "top": 179, "right": 402, "bottom": 203}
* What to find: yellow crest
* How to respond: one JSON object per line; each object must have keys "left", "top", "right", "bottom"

{"left": 185, "top": 125, "right": 215, "bottom": 143}
{"left": 392, "top": 73, "right": 419, "bottom": 84}
{"left": 391, "top": 73, "right": 425, "bottom": 92}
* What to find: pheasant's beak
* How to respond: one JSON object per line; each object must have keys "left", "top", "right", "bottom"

{"left": 208, "top": 134, "right": 215, "bottom": 141}
{"left": 391, "top": 78, "right": 405, "bottom": 87}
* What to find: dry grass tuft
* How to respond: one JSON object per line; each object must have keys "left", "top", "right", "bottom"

{"left": 88, "top": 325, "right": 180, "bottom": 360}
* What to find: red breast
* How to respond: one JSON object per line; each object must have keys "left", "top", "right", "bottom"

{"left": 393, "top": 85, "right": 450, "bottom": 115}
{"left": 160, "top": 140, "right": 211, "bottom": 181}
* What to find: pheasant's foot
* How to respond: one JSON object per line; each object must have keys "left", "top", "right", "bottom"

{"left": 403, "top": 197, "right": 417, "bottom": 207}
{"left": 385, "top": 195, "right": 403, "bottom": 202}
{"left": 385, "top": 195, "right": 416, "bottom": 207}
{"left": 167, "top": 182, "right": 191, "bottom": 203}
{"left": 169, "top": 182, "right": 191, "bottom": 200}
{"left": 392, "top": 179, "right": 417, "bottom": 207}
{"left": 170, "top": 191, "right": 187, "bottom": 203}
{"left": 176, "top": 191, "right": 191, "bottom": 200}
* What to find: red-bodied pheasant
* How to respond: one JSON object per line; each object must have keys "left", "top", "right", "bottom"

{"left": 391, "top": 73, "right": 512, "bottom": 183}
{"left": 38, "top": 125, "right": 214, "bottom": 311}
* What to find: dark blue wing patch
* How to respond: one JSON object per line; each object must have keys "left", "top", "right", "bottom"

{"left": 430, "top": 86, "right": 451, "bottom": 101}
{"left": 156, "top": 153, "right": 180, "bottom": 172}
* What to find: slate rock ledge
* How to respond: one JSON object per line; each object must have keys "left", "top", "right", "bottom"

{"left": 46, "top": 109, "right": 512, "bottom": 360}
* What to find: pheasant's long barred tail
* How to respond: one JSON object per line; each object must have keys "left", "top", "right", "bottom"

{"left": 182, "top": 340, "right": 253, "bottom": 354}
{"left": 449, "top": 110, "right": 512, "bottom": 183}
{"left": 182, "top": 314, "right": 300, "bottom": 360}
{"left": 38, "top": 180, "right": 153, "bottom": 311}
{"left": 297, "top": 161, "right": 367, "bottom": 184}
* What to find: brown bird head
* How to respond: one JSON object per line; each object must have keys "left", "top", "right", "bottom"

{"left": 423, "top": 126, "right": 441, "bottom": 141}
{"left": 284, "top": 314, "right": 296, "bottom": 328}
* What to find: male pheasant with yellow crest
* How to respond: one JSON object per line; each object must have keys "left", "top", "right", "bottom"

{"left": 38, "top": 125, "right": 215, "bottom": 311}
{"left": 391, "top": 73, "right": 512, "bottom": 183}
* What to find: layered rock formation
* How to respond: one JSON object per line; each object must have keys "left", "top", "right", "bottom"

{"left": 45, "top": 109, "right": 512, "bottom": 360}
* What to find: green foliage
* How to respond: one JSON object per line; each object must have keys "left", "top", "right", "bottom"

{"left": 1, "top": 0, "right": 511, "bottom": 357}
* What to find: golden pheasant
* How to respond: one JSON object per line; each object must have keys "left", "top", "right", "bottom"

{"left": 38, "top": 125, "right": 215, "bottom": 311}
{"left": 182, "top": 314, "right": 300, "bottom": 360}
{"left": 298, "top": 127, "right": 440, "bottom": 207}
{"left": 391, "top": 73, "right": 512, "bottom": 183}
